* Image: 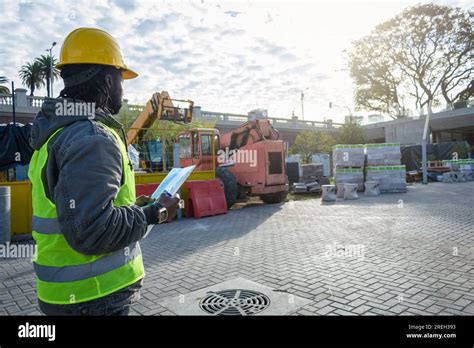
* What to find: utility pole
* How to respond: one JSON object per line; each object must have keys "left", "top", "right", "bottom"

{"left": 421, "top": 101, "right": 432, "bottom": 185}
{"left": 301, "top": 91, "right": 304, "bottom": 120}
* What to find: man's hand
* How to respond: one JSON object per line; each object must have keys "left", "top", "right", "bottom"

{"left": 157, "top": 193, "right": 180, "bottom": 222}
{"left": 135, "top": 195, "right": 154, "bottom": 207}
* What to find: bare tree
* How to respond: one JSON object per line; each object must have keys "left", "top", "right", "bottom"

{"left": 348, "top": 4, "right": 472, "bottom": 118}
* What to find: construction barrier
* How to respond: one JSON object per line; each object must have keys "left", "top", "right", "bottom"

{"left": 185, "top": 179, "right": 227, "bottom": 218}
{"left": 135, "top": 183, "right": 160, "bottom": 197}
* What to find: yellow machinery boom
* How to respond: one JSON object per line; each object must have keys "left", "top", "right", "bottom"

{"left": 126, "top": 91, "right": 194, "bottom": 145}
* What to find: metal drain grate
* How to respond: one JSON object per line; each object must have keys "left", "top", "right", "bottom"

{"left": 159, "top": 277, "right": 311, "bottom": 315}
{"left": 199, "top": 289, "right": 271, "bottom": 315}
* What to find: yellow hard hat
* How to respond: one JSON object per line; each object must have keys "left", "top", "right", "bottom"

{"left": 56, "top": 27, "right": 138, "bottom": 79}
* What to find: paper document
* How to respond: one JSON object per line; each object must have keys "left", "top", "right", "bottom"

{"left": 143, "top": 165, "right": 195, "bottom": 239}
{"left": 150, "top": 165, "right": 196, "bottom": 199}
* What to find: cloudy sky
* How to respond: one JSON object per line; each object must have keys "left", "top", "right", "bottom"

{"left": 0, "top": 0, "right": 470, "bottom": 122}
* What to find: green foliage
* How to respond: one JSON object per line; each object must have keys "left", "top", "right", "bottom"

{"left": 335, "top": 122, "right": 366, "bottom": 145}
{"left": 18, "top": 55, "right": 59, "bottom": 96}
{"left": 115, "top": 103, "right": 140, "bottom": 128}
{"left": 35, "top": 55, "right": 60, "bottom": 97}
{"left": 290, "top": 131, "right": 335, "bottom": 163}
{"left": 347, "top": 4, "right": 472, "bottom": 117}
{"left": 0, "top": 76, "right": 9, "bottom": 94}
{"left": 19, "top": 61, "right": 44, "bottom": 96}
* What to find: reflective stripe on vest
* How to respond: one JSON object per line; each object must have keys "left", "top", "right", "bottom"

{"left": 34, "top": 242, "right": 141, "bottom": 282}
{"left": 28, "top": 122, "right": 145, "bottom": 305}
{"left": 32, "top": 216, "right": 61, "bottom": 235}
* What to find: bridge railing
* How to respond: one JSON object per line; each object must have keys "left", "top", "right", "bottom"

{"left": 0, "top": 91, "right": 46, "bottom": 109}
{"left": 198, "top": 110, "right": 343, "bottom": 130}
{"left": 0, "top": 94, "right": 14, "bottom": 105}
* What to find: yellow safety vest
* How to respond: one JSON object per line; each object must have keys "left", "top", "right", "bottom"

{"left": 28, "top": 124, "right": 145, "bottom": 304}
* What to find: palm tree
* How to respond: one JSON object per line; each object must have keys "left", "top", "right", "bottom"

{"left": 19, "top": 61, "right": 44, "bottom": 96}
{"left": 35, "top": 54, "right": 59, "bottom": 97}
{"left": 0, "top": 76, "right": 10, "bottom": 94}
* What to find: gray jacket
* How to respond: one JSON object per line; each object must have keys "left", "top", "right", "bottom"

{"left": 30, "top": 98, "right": 157, "bottom": 256}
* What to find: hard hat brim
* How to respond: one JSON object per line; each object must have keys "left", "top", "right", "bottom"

{"left": 122, "top": 68, "right": 138, "bottom": 79}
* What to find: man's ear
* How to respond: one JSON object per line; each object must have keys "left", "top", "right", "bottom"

{"left": 104, "top": 74, "right": 113, "bottom": 89}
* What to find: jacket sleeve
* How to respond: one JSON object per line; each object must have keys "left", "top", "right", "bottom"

{"left": 52, "top": 129, "right": 151, "bottom": 255}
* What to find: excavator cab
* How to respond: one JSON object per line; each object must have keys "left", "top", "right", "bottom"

{"left": 178, "top": 129, "right": 220, "bottom": 171}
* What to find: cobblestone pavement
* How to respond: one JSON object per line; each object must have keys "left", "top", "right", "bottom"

{"left": 1, "top": 182, "right": 473, "bottom": 315}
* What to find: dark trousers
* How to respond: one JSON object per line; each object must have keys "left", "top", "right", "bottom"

{"left": 38, "top": 279, "right": 143, "bottom": 316}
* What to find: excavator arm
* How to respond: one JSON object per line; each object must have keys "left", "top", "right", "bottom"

{"left": 126, "top": 91, "right": 193, "bottom": 145}
{"left": 220, "top": 119, "right": 280, "bottom": 151}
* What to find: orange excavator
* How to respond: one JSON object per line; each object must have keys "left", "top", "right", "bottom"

{"left": 127, "top": 92, "right": 288, "bottom": 207}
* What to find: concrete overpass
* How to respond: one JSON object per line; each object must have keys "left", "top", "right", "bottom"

{"left": 194, "top": 109, "right": 343, "bottom": 145}
{"left": 363, "top": 106, "right": 474, "bottom": 145}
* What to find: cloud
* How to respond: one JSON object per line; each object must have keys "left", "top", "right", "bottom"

{"left": 5, "top": 0, "right": 465, "bottom": 121}
{"left": 220, "top": 28, "right": 245, "bottom": 37}
{"left": 224, "top": 10, "right": 243, "bottom": 18}
{"left": 109, "top": 0, "right": 137, "bottom": 12}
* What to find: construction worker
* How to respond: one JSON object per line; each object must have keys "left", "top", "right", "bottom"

{"left": 28, "top": 27, "right": 179, "bottom": 315}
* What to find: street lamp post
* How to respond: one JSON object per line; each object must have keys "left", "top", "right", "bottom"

{"left": 45, "top": 42, "right": 56, "bottom": 98}
{"left": 329, "top": 101, "right": 353, "bottom": 121}
{"left": 301, "top": 91, "right": 304, "bottom": 121}
{"left": 299, "top": 88, "right": 309, "bottom": 121}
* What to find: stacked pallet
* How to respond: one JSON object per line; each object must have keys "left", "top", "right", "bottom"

{"left": 301, "top": 163, "right": 324, "bottom": 183}
{"left": 291, "top": 163, "right": 323, "bottom": 194}
{"left": 333, "top": 144, "right": 365, "bottom": 191}
{"left": 442, "top": 159, "right": 474, "bottom": 182}
{"left": 292, "top": 181, "right": 321, "bottom": 194}
{"left": 365, "top": 143, "right": 406, "bottom": 192}
{"left": 334, "top": 168, "right": 364, "bottom": 191}
{"left": 333, "top": 144, "right": 365, "bottom": 167}
{"left": 366, "top": 165, "right": 407, "bottom": 192}
{"left": 366, "top": 143, "right": 401, "bottom": 166}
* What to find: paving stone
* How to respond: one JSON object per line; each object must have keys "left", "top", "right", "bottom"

{"left": 387, "top": 304, "right": 409, "bottom": 314}
{"left": 352, "top": 305, "right": 372, "bottom": 315}
{"left": 1, "top": 182, "right": 473, "bottom": 316}
{"left": 453, "top": 298, "right": 471, "bottom": 308}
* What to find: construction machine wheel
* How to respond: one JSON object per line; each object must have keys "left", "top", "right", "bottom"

{"left": 260, "top": 190, "right": 288, "bottom": 204}
{"left": 216, "top": 167, "right": 238, "bottom": 208}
